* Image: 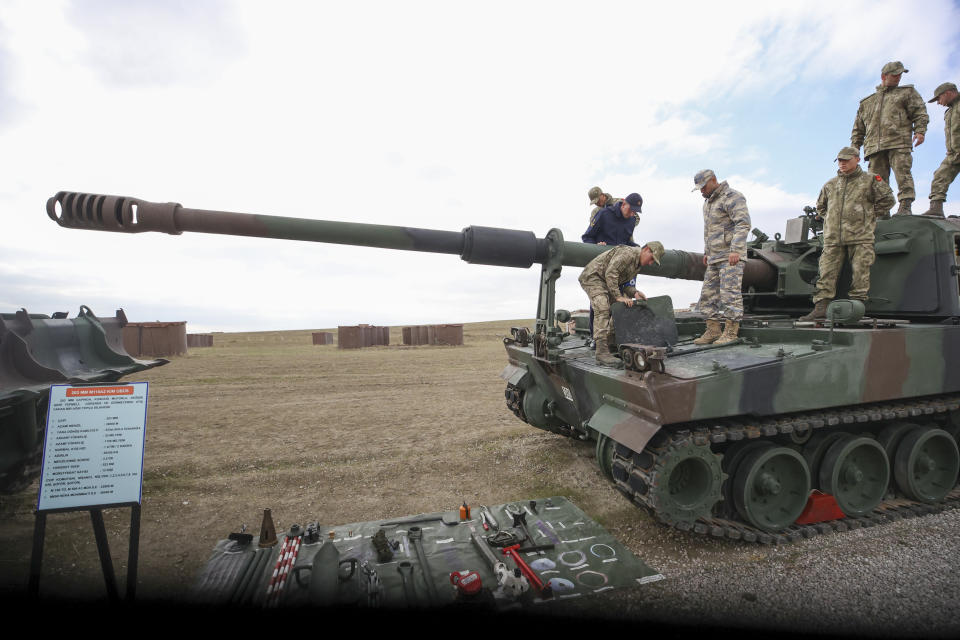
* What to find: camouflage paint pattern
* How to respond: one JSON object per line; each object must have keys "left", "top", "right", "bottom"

{"left": 851, "top": 84, "right": 929, "bottom": 158}
{"left": 814, "top": 243, "right": 876, "bottom": 302}
{"left": 931, "top": 158, "right": 960, "bottom": 202}
{"left": 578, "top": 246, "right": 649, "bottom": 299}
{"left": 867, "top": 148, "right": 916, "bottom": 202}
{"left": 929, "top": 95, "right": 960, "bottom": 201}
{"left": 588, "top": 194, "right": 621, "bottom": 227}
{"left": 698, "top": 261, "right": 745, "bottom": 320}
{"left": 504, "top": 212, "right": 959, "bottom": 458}
{"left": 816, "top": 166, "right": 895, "bottom": 246}
{"left": 579, "top": 245, "right": 650, "bottom": 342}
{"left": 702, "top": 181, "right": 750, "bottom": 264}
{"left": 698, "top": 181, "right": 749, "bottom": 321}
{"left": 503, "top": 322, "right": 960, "bottom": 454}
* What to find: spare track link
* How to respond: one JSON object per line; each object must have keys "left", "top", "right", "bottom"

{"left": 611, "top": 393, "right": 960, "bottom": 544}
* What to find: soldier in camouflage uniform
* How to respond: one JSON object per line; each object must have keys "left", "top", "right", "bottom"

{"left": 851, "top": 61, "right": 929, "bottom": 216}
{"left": 585, "top": 187, "right": 633, "bottom": 346}
{"left": 799, "top": 147, "right": 896, "bottom": 321}
{"left": 587, "top": 186, "right": 622, "bottom": 227}
{"left": 691, "top": 170, "right": 751, "bottom": 346}
{"left": 922, "top": 82, "right": 960, "bottom": 218}
{"left": 579, "top": 241, "right": 665, "bottom": 367}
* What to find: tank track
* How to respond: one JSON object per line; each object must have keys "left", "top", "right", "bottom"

{"left": 611, "top": 393, "right": 960, "bottom": 544}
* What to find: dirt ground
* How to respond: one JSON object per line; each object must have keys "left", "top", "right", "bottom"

{"left": 2, "top": 320, "right": 958, "bottom": 634}
{"left": 0, "top": 321, "right": 641, "bottom": 597}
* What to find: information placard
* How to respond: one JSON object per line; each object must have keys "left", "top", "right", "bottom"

{"left": 37, "top": 383, "right": 149, "bottom": 511}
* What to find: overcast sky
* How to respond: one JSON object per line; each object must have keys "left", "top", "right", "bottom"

{"left": 1, "top": 0, "right": 958, "bottom": 332}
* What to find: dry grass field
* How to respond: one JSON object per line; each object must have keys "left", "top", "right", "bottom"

{"left": 1, "top": 319, "right": 958, "bottom": 634}
{"left": 0, "top": 321, "right": 644, "bottom": 601}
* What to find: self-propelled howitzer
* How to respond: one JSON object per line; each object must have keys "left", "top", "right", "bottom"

{"left": 46, "top": 191, "right": 960, "bottom": 543}
{"left": 44, "top": 190, "right": 773, "bottom": 348}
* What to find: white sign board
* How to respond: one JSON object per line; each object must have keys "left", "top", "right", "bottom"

{"left": 37, "top": 383, "right": 149, "bottom": 511}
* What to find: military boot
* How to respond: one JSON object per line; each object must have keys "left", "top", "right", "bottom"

{"left": 595, "top": 341, "right": 622, "bottom": 368}
{"left": 693, "top": 319, "right": 723, "bottom": 345}
{"left": 894, "top": 199, "right": 913, "bottom": 216}
{"left": 921, "top": 200, "right": 945, "bottom": 218}
{"left": 714, "top": 321, "right": 741, "bottom": 345}
{"left": 798, "top": 299, "right": 830, "bottom": 322}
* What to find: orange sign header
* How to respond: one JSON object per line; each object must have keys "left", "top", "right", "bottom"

{"left": 66, "top": 386, "right": 135, "bottom": 397}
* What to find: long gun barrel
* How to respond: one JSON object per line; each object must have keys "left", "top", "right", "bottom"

{"left": 46, "top": 191, "right": 776, "bottom": 288}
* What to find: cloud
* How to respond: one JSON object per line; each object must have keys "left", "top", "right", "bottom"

{"left": 1, "top": 1, "right": 958, "bottom": 331}
{"left": 65, "top": 0, "right": 245, "bottom": 87}
{"left": 0, "top": 30, "right": 26, "bottom": 131}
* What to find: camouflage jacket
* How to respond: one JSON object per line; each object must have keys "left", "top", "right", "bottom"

{"left": 943, "top": 94, "right": 960, "bottom": 160}
{"left": 589, "top": 194, "right": 624, "bottom": 227}
{"left": 579, "top": 245, "right": 647, "bottom": 300}
{"left": 702, "top": 181, "right": 750, "bottom": 265}
{"left": 816, "top": 166, "right": 895, "bottom": 246}
{"left": 851, "top": 85, "right": 929, "bottom": 158}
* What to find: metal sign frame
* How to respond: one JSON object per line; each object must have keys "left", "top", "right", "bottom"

{"left": 27, "top": 382, "right": 148, "bottom": 600}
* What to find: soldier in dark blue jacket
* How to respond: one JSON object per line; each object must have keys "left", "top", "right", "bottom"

{"left": 580, "top": 192, "right": 643, "bottom": 348}
{"left": 582, "top": 192, "right": 642, "bottom": 245}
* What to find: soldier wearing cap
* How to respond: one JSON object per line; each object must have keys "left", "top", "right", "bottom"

{"left": 690, "top": 170, "right": 751, "bottom": 346}
{"left": 583, "top": 192, "right": 644, "bottom": 345}
{"left": 922, "top": 82, "right": 960, "bottom": 218}
{"left": 578, "top": 241, "right": 665, "bottom": 367}
{"left": 587, "top": 186, "right": 623, "bottom": 228}
{"left": 582, "top": 192, "right": 643, "bottom": 246}
{"left": 850, "top": 61, "right": 929, "bottom": 216}
{"left": 799, "top": 147, "right": 895, "bottom": 321}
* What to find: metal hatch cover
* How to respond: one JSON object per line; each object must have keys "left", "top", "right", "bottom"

{"left": 611, "top": 295, "right": 678, "bottom": 347}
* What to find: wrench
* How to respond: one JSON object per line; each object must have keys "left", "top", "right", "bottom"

{"left": 407, "top": 526, "right": 440, "bottom": 605}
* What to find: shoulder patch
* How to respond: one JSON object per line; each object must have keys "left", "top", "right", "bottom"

{"left": 875, "top": 175, "right": 883, "bottom": 181}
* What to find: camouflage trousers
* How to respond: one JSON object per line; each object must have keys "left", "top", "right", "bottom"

{"left": 580, "top": 276, "right": 615, "bottom": 343}
{"left": 929, "top": 155, "right": 960, "bottom": 201}
{"left": 813, "top": 243, "right": 875, "bottom": 302}
{"left": 868, "top": 148, "right": 915, "bottom": 202}
{"left": 698, "top": 261, "right": 744, "bottom": 321}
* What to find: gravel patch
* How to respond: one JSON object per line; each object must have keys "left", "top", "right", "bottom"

{"left": 552, "top": 507, "right": 960, "bottom": 637}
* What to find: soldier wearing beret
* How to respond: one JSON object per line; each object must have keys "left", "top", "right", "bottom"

{"left": 691, "top": 170, "right": 751, "bottom": 346}
{"left": 578, "top": 242, "right": 665, "bottom": 367}
{"left": 799, "top": 147, "right": 895, "bottom": 321}
{"left": 922, "top": 82, "right": 960, "bottom": 218}
{"left": 850, "top": 61, "right": 929, "bottom": 216}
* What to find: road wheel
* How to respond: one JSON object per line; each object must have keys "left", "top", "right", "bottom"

{"left": 733, "top": 445, "right": 811, "bottom": 532}
{"left": 894, "top": 428, "right": 960, "bottom": 503}
{"left": 819, "top": 435, "right": 889, "bottom": 516}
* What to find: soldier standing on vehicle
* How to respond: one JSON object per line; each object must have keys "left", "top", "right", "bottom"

{"left": 583, "top": 192, "right": 643, "bottom": 347}
{"left": 799, "top": 147, "right": 895, "bottom": 321}
{"left": 691, "top": 170, "right": 751, "bottom": 346}
{"left": 579, "top": 242, "right": 665, "bottom": 367}
{"left": 922, "top": 82, "right": 960, "bottom": 218}
{"left": 850, "top": 61, "right": 929, "bottom": 216}
{"left": 582, "top": 193, "right": 643, "bottom": 246}
{"left": 587, "top": 186, "right": 622, "bottom": 228}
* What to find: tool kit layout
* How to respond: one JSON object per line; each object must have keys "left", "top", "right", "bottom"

{"left": 193, "top": 496, "right": 663, "bottom": 608}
